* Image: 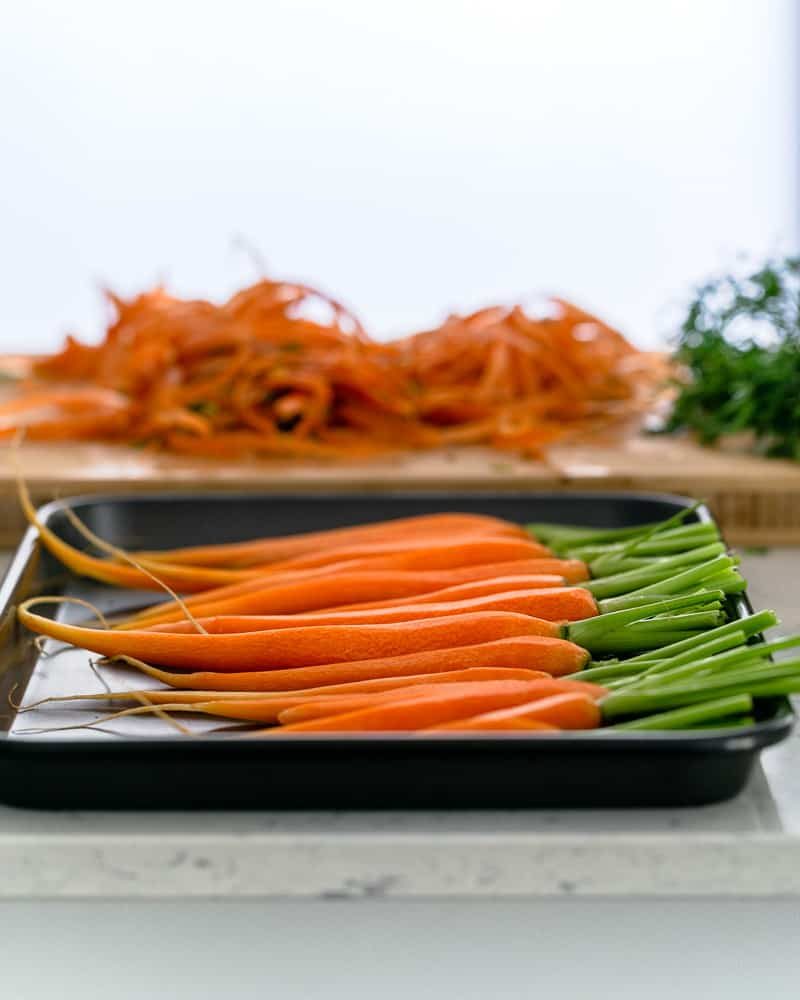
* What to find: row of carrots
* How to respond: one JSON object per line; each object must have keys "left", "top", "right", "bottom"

{"left": 17, "top": 488, "right": 798, "bottom": 737}
{"left": 0, "top": 275, "right": 665, "bottom": 458}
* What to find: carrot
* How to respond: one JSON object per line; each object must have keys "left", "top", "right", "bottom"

{"left": 141, "top": 587, "right": 598, "bottom": 635}
{"left": 17, "top": 604, "right": 561, "bottom": 671}
{"left": 32, "top": 667, "right": 548, "bottom": 711}
{"left": 122, "top": 559, "right": 588, "bottom": 628}
{"left": 15, "top": 474, "right": 266, "bottom": 593}
{"left": 325, "top": 574, "right": 569, "bottom": 611}
{"left": 134, "top": 513, "right": 525, "bottom": 567}
{"left": 427, "top": 692, "right": 601, "bottom": 731}
{"left": 117, "top": 537, "right": 557, "bottom": 617}
{"left": 30, "top": 679, "right": 600, "bottom": 730}
{"left": 277, "top": 677, "right": 599, "bottom": 726}
{"left": 116, "top": 635, "right": 590, "bottom": 690}
{"left": 267, "top": 678, "right": 606, "bottom": 732}
{"left": 182, "top": 681, "right": 554, "bottom": 725}
{"left": 238, "top": 535, "right": 553, "bottom": 577}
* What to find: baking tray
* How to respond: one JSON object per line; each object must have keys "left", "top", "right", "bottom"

{"left": 0, "top": 492, "right": 793, "bottom": 809}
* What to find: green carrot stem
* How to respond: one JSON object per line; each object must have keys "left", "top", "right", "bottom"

{"left": 624, "top": 611, "right": 779, "bottom": 664}
{"left": 600, "top": 660, "right": 800, "bottom": 718}
{"left": 627, "top": 522, "right": 716, "bottom": 546}
{"left": 641, "top": 631, "right": 747, "bottom": 670}
{"left": 743, "top": 679, "right": 800, "bottom": 697}
{"left": 527, "top": 504, "right": 701, "bottom": 550}
{"left": 640, "top": 610, "right": 724, "bottom": 631}
{"left": 590, "top": 540, "right": 725, "bottom": 578}
{"left": 609, "top": 694, "right": 753, "bottom": 731}
{"left": 623, "top": 651, "right": 766, "bottom": 691}
{"left": 584, "top": 564, "right": 676, "bottom": 598}
{"left": 647, "top": 573, "right": 743, "bottom": 599}
{"left": 652, "top": 633, "right": 800, "bottom": 674}
{"left": 565, "top": 661, "right": 650, "bottom": 683}
{"left": 598, "top": 591, "right": 721, "bottom": 613}
{"left": 583, "top": 629, "right": 706, "bottom": 655}
{"left": 585, "top": 551, "right": 730, "bottom": 599}
{"left": 606, "top": 502, "right": 704, "bottom": 559}
{"left": 697, "top": 570, "right": 747, "bottom": 595}
{"left": 565, "top": 592, "right": 725, "bottom": 648}
{"left": 568, "top": 523, "right": 718, "bottom": 561}
{"left": 568, "top": 658, "right": 671, "bottom": 681}
{"left": 629, "top": 634, "right": 800, "bottom": 691}
{"left": 590, "top": 557, "right": 657, "bottom": 575}
{"left": 620, "top": 554, "right": 734, "bottom": 599}
{"left": 527, "top": 522, "right": 657, "bottom": 547}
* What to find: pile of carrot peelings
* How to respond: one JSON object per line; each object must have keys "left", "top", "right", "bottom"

{"left": 0, "top": 277, "right": 665, "bottom": 458}
{"left": 16, "top": 498, "right": 798, "bottom": 738}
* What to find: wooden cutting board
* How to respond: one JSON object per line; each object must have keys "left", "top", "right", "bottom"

{"left": 2, "top": 435, "right": 800, "bottom": 546}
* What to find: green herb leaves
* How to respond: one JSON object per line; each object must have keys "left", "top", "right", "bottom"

{"left": 666, "top": 256, "right": 800, "bottom": 459}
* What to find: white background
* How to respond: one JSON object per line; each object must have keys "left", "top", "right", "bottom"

{"left": 1, "top": 0, "right": 796, "bottom": 351}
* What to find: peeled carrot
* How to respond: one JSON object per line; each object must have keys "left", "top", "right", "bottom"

{"left": 325, "top": 574, "right": 569, "bottom": 612}
{"left": 39, "top": 667, "right": 548, "bottom": 710}
{"left": 15, "top": 475, "right": 268, "bottom": 592}
{"left": 428, "top": 692, "right": 601, "bottom": 731}
{"left": 238, "top": 535, "right": 553, "bottom": 577}
{"left": 134, "top": 513, "right": 526, "bottom": 567}
{"left": 267, "top": 678, "right": 606, "bottom": 733}
{"left": 276, "top": 677, "right": 596, "bottom": 725}
{"left": 122, "top": 559, "right": 588, "bottom": 628}
{"left": 188, "top": 681, "right": 554, "bottom": 725}
{"left": 18, "top": 605, "right": 561, "bottom": 671}
{"left": 116, "top": 635, "right": 590, "bottom": 690}
{"left": 142, "top": 587, "right": 598, "bottom": 635}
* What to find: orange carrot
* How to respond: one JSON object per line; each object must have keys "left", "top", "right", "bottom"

{"left": 142, "top": 587, "right": 598, "bottom": 634}
{"left": 117, "top": 635, "right": 589, "bottom": 690}
{"left": 428, "top": 692, "right": 601, "bottom": 731}
{"left": 326, "top": 574, "right": 569, "bottom": 611}
{"left": 135, "top": 513, "right": 526, "bottom": 567}
{"left": 15, "top": 475, "right": 266, "bottom": 592}
{"left": 267, "top": 678, "right": 605, "bottom": 732}
{"left": 275, "top": 677, "right": 574, "bottom": 725}
{"left": 240, "top": 535, "right": 553, "bottom": 576}
{"left": 187, "top": 682, "right": 544, "bottom": 725}
{"left": 25, "top": 667, "right": 549, "bottom": 713}
{"left": 278, "top": 676, "right": 606, "bottom": 725}
{"left": 18, "top": 604, "right": 561, "bottom": 671}
{"left": 122, "top": 559, "right": 588, "bottom": 628}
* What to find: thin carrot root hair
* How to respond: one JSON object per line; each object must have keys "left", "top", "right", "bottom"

{"left": 7, "top": 683, "right": 21, "bottom": 711}
{"left": 87, "top": 656, "right": 113, "bottom": 695}
{"left": 20, "top": 595, "right": 112, "bottom": 630}
{"left": 128, "top": 691, "right": 192, "bottom": 735}
{"left": 18, "top": 688, "right": 274, "bottom": 711}
{"left": 59, "top": 507, "right": 207, "bottom": 635}
{"left": 12, "top": 446, "right": 250, "bottom": 593}
{"left": 12, "top": 432, "right": 204, "bottom": 634}
{"left": 15, "top": 701, "right": 201, "bottom": 735}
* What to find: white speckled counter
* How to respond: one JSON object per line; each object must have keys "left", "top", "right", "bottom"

{"left": 1, "top": 550, "right": 798, "bottom": 900}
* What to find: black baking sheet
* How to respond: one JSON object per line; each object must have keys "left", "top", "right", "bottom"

{"left": 0, "top": 491, "right": 792, "bottom": 809}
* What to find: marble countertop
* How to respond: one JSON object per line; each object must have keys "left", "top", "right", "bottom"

{"left": 1, "top": 549, "right": 798, "bottom": 900}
